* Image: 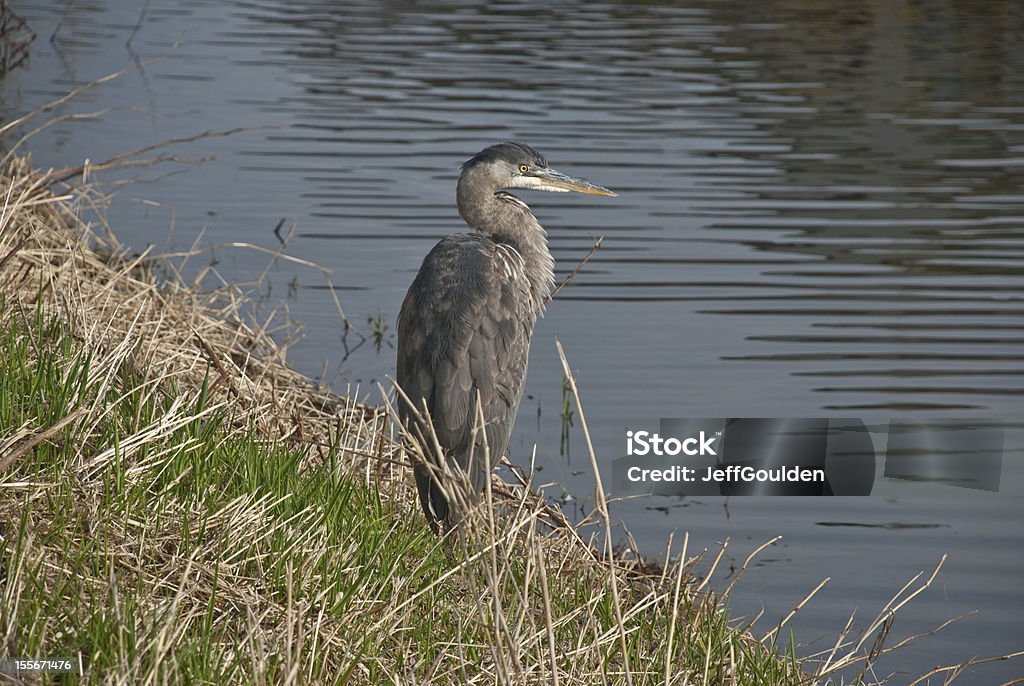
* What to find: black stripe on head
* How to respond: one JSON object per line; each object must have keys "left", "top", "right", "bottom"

{"left": 462, "top": 142, "right": 547, "bottom": 171}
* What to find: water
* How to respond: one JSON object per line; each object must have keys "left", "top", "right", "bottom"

{"left": 4, "top": 0, "right": 1023, "bottom": 680}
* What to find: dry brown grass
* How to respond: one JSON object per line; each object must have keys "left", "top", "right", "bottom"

{"left": 0, "top": 152, "right": 388, "bottom": 472}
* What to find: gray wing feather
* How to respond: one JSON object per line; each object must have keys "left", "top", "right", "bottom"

{"left": 397, "top": 234, "right": 533, "bottom": 527}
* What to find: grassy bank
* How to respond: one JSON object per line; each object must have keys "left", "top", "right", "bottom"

{"left": 0, "top": 155, "right": 962, "bottom": 684}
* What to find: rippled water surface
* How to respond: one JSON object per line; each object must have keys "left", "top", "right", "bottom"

{"left": 4, "top": 0, "right": 1023, "bottom": 680}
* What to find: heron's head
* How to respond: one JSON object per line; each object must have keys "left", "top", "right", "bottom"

{"left": 459, "top": 142, "right": 617, "bottom": 198}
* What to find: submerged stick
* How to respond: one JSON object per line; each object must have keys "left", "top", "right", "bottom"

{"left": 540, "top": 235, "right": 603, "bottom": 312}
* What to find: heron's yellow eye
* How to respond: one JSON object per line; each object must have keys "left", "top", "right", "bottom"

{"left": 518, "top": 164, "right": 529, "bottom": 173}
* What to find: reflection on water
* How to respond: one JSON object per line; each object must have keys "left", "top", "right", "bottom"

{"left": 4, "top": 0, "right": 1023, "bottom": 680}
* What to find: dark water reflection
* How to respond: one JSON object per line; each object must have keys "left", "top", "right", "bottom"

{"left": 4, "top": 0, "right": 1023, "bottom": 680}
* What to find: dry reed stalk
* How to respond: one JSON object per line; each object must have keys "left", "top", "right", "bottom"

{"left": 556, "top": 340, "right": 634, "bottom": 685}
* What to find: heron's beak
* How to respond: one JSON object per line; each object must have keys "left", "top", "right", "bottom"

{"left": 531, "top": 168, "right": 617, "bottom": 197}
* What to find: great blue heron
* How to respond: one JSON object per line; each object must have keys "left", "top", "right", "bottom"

{"left": 397, "top": 142, "right": 616, "bottom": 532}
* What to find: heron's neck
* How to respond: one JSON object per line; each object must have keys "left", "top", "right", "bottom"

{"left": 457, "top": 188, "right": 555, "bottom": 309}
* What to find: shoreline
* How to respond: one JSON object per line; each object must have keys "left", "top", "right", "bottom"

{"left": 0, "top": 152, "right": 975, "bottom": 684}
